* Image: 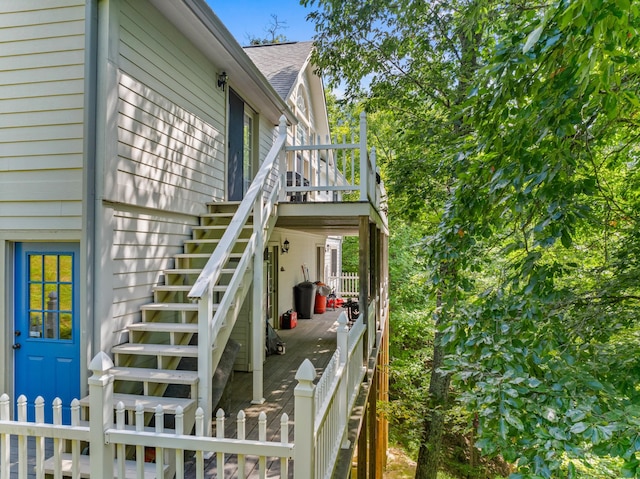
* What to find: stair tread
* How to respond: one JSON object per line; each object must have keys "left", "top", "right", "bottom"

{"left": 174, "top": 252, "right": 243, "bottom": 258}
{"left": 127, "top": 322, "right": 198, "bottom": 333}
{"left": 154, "top": 285, "right": 227, "bottom": 292}
{"left": 79, "top": 393, "right": 196, "bottom": 413}
{"left": 110, "top": 367, "right": 198, "bottom": 384}
{"left": 183, "top": 238, "right": 249, "bottom": 244}
{"left": 140, "top": 303, "right": 199, "bottom": 311}
{"left": 112, "top": 343, "right": 198, "bottom": 357}
{"left": 166, "top": 268, "right": 234, "bottom": 274}
{"left": 43, "top": 452, "right": 165, "bottom": 479}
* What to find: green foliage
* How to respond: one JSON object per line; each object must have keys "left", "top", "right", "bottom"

{"left": 429, "top": 0, "right": 640, "bottom": 477}
{"left": 340, "top": 236, "right": 358, "bottom": 274}
{"left": 388, "top": 221, "right": 430, "bottom": 311}
{"left": 312, "top": 1, "right": 640, "bottom": 478}
{"left": 383, "top": 309, "right": 434, "bottom": 455}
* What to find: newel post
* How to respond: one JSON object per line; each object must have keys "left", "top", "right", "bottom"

{"left": 337, "top": 314, "right": 351, "bottom": 449}
{"left": 278, "top": 115, "right": 288, "bottom": 202}
{"left": 359, "top": 111, "right": 368, "bottom": 202}
{"left": 294, "top": 359, "right": 316, "bottom": 478}
{"left": 251, "top": 193, "right": 265, "bottom": 404}
{"left": 88, "top": 351, "right": 114, "bottom": 479}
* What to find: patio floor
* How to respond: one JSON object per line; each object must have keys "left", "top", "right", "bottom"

{"left": 185, "top": 307, "right": 343, "bottom": 478}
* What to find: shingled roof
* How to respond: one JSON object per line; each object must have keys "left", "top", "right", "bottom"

{"left": 243, "top": 41, "right": 314, "bottom": 100}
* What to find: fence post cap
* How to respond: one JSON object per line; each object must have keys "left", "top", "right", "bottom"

{"left": 295, "top": 359, "right": 316, "bottom": 383}
{"left": 89, "top": 351, "right": 114, "bottom": 375}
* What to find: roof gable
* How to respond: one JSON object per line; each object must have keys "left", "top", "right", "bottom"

{"left": 244, "top": 42, "right": 314, "bottom": 100}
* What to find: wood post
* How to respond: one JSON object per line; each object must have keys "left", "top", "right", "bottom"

{"left": 252, "top": 195, "right": 265, "bottom": 404}
{"left": 88, "top": 351, "right": 114, "bottom": 479}
{"left": 197, "top": 287, "right": 214, "bottom": 436}
{"left": 359, "top": 112, "right": 368, "bottom": 202}
{"left": 359, "top": 216, "right": 370, "bottom": 354}
{"left": 294, "top": 359, "right": 316, "bottom": 478}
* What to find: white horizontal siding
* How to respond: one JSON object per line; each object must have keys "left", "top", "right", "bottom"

{"left": 0, "top": 0, "right": 85, "bottom": 232}
{"left": 260, "top": 118, "right": 278, "bottom": 200}
{"left": 114, "top": 72, "right": 225, "bottom": 212}
{"left": 111, "top": 207, "right": 197, "bottom": 328}
{"left": 119, "top": 0, "right": 225, "bottom": 131}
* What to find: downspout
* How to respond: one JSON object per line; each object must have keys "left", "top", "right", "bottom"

{"left": 92, "top": 0, "right": 120, "bottom": 357}
{"left": 81, "top": 0, "right": 99, "bottom": 393}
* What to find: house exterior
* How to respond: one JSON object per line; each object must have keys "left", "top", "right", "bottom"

{"left": 0, "top": 1, "right": 389, "bottom": 477}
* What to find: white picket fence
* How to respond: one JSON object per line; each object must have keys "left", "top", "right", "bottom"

{"left": 0, "top": 311, "right": 373, "bottom": 479}
{"left": 328, "top": 272, "right": 359, "bottom": 298}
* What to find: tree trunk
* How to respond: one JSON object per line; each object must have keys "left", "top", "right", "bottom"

{"left": 415, "top": 329, "right": 451, "bottom": 479}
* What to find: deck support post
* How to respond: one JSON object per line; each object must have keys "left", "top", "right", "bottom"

{"left": 251, "top": 195, "right": 265, "bottom": 404}
{"left": 359, "top": 112, "right": 368, "bottom": 202}
{"left": 358, "top": 216, "right": 370, "bottom": 355}
{"left": 88, "top": 352, "right": 114, "bottom": 479}
{"left": 294, "top": 359, "right": 316, "bottom": 478}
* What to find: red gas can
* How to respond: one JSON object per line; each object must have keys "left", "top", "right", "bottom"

{"left": 281, "top": 310, "right": 298, "bottom": 329}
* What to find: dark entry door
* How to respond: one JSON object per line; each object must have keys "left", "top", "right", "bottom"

{"left": 228, "top": 89, "right": 245, "bottom": 201}
{"left": 14, "top": 242, "right": 81, "bottom": 423}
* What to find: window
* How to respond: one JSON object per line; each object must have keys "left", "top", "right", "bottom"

{"left": 296, "top": 86, "right": 308, "bottom": 117}
{"left": 27, "top": 253, "right": 74, "bottom": 340}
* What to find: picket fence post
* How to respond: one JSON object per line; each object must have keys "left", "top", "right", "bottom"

{"left": 88, "top": 351, "right": 114, "bottom": 478}
{"left": 337, "top": 314, "right": 351, "bottom": 449}
{"left": 294, "top": 359, "right": 316, "bottom": 478}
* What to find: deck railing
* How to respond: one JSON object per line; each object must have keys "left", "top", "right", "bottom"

{"left": 293, "top": 312, "right": 367, "bottom": 479}
{"left": 0, "top": 352, "right": 292, "bottom": 479}
{"left": 283, "top": 112, "right": 387, "bottom": 219}
{"left": 0, "top": 311, "right": 376, "bottom": 479}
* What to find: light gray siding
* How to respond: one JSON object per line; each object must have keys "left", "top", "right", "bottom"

{"left": 109, "top": 207, "right": 198, "bottom": 345}
{"left": 230, "top": 296, "right": 251, "bottom": 372}
{"left": 0, "top": 0, "right": 85, "bottom": 231}
{"left": 115, "top": 73, "right": 226, "bottom": 211}
{"left": 101, "top": 0, "right": 230, "bottom": 338}
{"left": 119, "top": 0, "right": 225, "bottom": 135}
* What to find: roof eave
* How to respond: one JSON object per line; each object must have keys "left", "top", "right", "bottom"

{"left": 149, "top": 0, "right": 296, "bottom": 125}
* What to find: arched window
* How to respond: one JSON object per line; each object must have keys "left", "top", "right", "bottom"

{"left": 296, "top": 86, "right": 308, "bottom": 119}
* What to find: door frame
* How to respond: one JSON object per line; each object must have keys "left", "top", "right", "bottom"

{"left": 13, "top": 241, "right": 81, "bottom": 422}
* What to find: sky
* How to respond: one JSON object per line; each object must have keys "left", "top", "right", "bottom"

{"left": 206, "top": 0, "right": 316, "bottom": 46}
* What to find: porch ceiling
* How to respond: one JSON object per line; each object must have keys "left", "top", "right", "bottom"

{"left": 276, "top": 202, "right": 388, "bottom": 235}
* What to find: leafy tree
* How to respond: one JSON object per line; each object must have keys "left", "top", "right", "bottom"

{"left": 434, "top": 1, "right": 640, "bottom": 477}
{"left": 308, "top": 0, "right": 640, "bottom": 478}
{"left": 304, "top": 1, "right": 492, "bottom": 477}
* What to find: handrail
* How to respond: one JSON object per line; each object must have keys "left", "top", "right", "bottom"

{"left": 188, "top": 115, "right": 287, "bottom": 300}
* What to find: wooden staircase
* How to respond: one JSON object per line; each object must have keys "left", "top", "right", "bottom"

{"left": 80, "top": 202, "right": 253, "bottom": 433}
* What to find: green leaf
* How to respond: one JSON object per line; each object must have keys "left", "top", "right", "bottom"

{"left": 569, "top": 422, "right": 588, "bottom": 434}
{"left": 523, "top": 25, "right": 544, "bottom": 54}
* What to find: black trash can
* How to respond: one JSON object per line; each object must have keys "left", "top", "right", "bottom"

{"left": 294, "top": 281, "right": 317, "bottom": 319}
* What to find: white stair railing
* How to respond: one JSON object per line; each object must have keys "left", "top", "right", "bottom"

{"left": 188, "top": 116, "right": 288, "bottom": 435}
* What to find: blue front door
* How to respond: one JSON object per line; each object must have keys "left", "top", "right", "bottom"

{"left": 14, "top": 243, "right": 81, "bottom": 423}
